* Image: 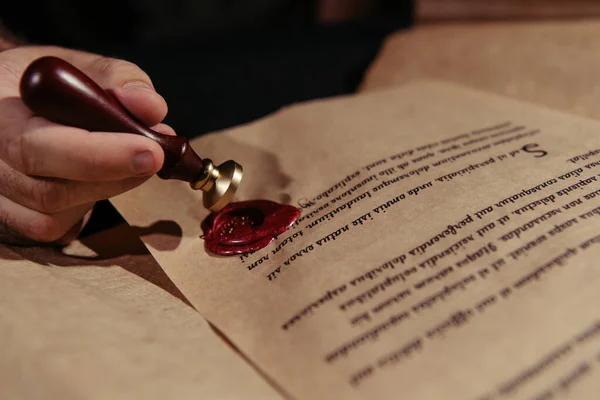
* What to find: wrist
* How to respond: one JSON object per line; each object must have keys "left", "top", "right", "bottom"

{"left": 0, "top": 23, "right": 23, "bottom": 51}
{"left": 0, "top": 39, "right": 17, "bottom": 51}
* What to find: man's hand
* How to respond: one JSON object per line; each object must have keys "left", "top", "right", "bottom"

{"left": 0, "top": 46, "right": 173, "bottom": 245}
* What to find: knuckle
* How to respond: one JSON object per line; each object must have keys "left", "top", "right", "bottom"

{"left": 16, "top": 134, "right": 38, "bottom": 175}
{"left": 25, "top": 215, "right": 64, "bottom": 243}
{"left": 84, "top": 154, "right": 104, "bottom": 177}
{"left": 30, "top": 180, "right": 69, "bottom": 213}
{"left": 3, "top": 134, "right": 24, "bottom": 171}
{"left": 94, "top": 57, "right": 150, "bottom": 84}
{"left": 94, "top": 56, "right": 118, "bottom": 75}
{"left": 0, "top": 114, "right": 31, "bottom": 174}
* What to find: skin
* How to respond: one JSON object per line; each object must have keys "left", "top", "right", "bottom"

{"left": 0, "top": 45, "right": 174, "bottom": 245}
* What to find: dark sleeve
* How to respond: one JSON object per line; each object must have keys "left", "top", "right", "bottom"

{"left": 0, "top": 0, "right": 317, "bottom": 48}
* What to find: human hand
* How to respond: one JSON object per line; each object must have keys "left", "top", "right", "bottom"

{"left": 0, "top": 46, "right": 173, "bottom": 245}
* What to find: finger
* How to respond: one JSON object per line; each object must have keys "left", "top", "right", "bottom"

{"left": 54, "top": 207, "right": 94, "bottom": 246}
{"left": 0, "top": 194, "right": 93, "bottom": 244}
{"left": 1, "top": 48, "right": 168, "bottom": 126}
{"left": 0, "top": 160, "right": 150, "bottom": 213}
{"left": 79, "top": 56, "right": 168, "bottom": 126}
{"left": 111, "top": 85, "right": 168, "bottom": 128}
{"left": 151, "top": 123, "right": 177, "bottom": 136}
{"left": 3, "top": 117, "right": 165, "bottom": 181}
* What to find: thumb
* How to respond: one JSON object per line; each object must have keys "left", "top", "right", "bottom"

{"left": 80, "top": 56, "right": 168, "bottom": 127}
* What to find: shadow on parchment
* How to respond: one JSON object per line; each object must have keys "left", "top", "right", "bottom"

{"left": 0, "top": 220, "right": 189, "bottom": 305}
{"left": 130, "top": 220, "right": 183, "bottom": 252}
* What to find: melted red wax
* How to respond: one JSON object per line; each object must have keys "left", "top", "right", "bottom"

{"left": 201, "top": 200, "right": 301, "bottom": 256}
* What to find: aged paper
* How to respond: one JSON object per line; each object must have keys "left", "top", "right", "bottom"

{"left": 0, "top": 222, "right": 282, "bottom": 400}
{"left": 112, "top": 82, "right": 600, "bottom": 400}
{"left": 361, "top": 20, "right": 600, "bottom": 121}
{"left": 415, "top": 0, "right": 600, "bottom": 21}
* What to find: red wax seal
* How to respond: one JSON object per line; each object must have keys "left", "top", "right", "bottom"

{"left": 201, "top": 200, "right": 301, "bottom": 256}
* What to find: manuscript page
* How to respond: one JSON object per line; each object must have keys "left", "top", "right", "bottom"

{"left": 361, "top": 20, "right": 600, "bottom": 121}
{"left": 112, "top": 82, "right": 600, "bottom": 400}
{"left": 0, "top": 222, "right": 281, "bottom": 400}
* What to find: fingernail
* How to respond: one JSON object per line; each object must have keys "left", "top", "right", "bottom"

{"left": 123, "top": 80, "right": 153, "bottom": 91}
{"left": 133, "top": 151, "right": 155, "bottom": 174}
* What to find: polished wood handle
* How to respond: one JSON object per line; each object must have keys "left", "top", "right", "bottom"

{"left": 19, "top": 56, "right": 204, "bottom": 182}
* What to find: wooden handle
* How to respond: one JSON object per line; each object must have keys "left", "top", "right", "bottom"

{"left": 19, "top": 56, "right": 203, "bottom": 182}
